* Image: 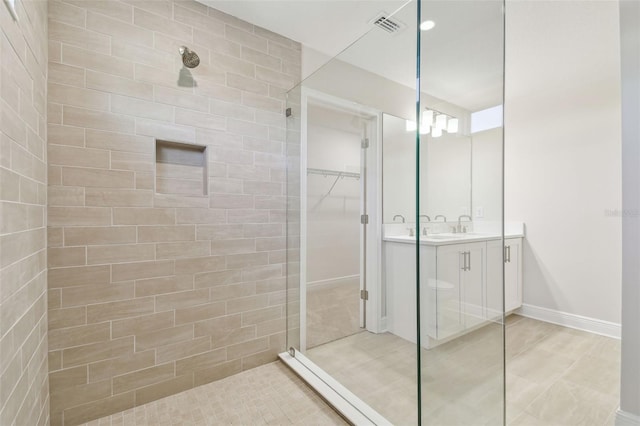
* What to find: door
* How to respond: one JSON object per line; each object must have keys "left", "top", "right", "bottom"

{"left": 505, "top": 238, "right": 522, "bottom": 312}
{"left": 433, "top": 244, "right": 464, "bottom": 339}
{"left": 486, "top": 239, "right": 504, "bottom": 321}
{"left": 461, "top": 242, "right": 486, "bottom": 329}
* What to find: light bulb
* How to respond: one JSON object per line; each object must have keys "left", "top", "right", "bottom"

{"left": 419, "top": 124, "right": 430, "bottom": 135}
{"left": 420, "top": 20, "right": 435, "bottom": 31}
{"left": 405, "top": 120, "right": 417, "bottom": 132}
{"left": 435, "top": 114, "right": 447, "bottom": 130}
{"left": 432, "top": 126, "right": 442, "bottom": 137}
{"left": 447, "top": 118, "right": 459, "bottom": 133}
{"left": 422, "top": 110, "right": 434, "bottom": 128}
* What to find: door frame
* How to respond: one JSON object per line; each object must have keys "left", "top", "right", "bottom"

{"left": 299, "top": 87, "right": 383, "bottom": 351}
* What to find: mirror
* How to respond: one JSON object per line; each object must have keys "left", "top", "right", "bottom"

{"left": 383, "top": 113, "right": 471, "bottom": 224}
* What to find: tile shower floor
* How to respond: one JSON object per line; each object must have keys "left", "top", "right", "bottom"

{"left": 87, "top": 315, "right": 620, "bottom": 426}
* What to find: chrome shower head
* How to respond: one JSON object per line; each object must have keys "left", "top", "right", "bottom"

{"left": 179, "top": 46, "right": 200, "bottom": 69}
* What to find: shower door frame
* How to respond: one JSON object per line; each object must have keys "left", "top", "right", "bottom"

{"left": 298, "top": 87, "right": 384, "bottom": 351}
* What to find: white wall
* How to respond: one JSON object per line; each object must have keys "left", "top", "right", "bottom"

{"left": 472, "top": 128, "right": 503, "bottom": 223}
{"left": 619, "top": 0, "right": 640, "bottom": 421}
{"left": 505, "top": 1, "right": 622, "bottom": 324}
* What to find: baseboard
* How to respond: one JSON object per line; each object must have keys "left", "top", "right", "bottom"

{"left": 616, "top": 409, "right": 640, "bottom": 426}
{"left": 517, "top": 304, "right": 621, "bottom": 339}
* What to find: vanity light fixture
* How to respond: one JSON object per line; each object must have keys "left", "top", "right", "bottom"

{"left": 435, "top": 113, "right": 448, "bottom": 130}
{"left": 405, "top": 120, "right": 417, "bottom": 132}
{"left": 447, "top": 118, "right": 459, "bottom": 133}
{"left": 420, "top": 20, "right": 435, "bottom": 31}
{"left": 432, "top": 126, "right": 443, "bottom": 138}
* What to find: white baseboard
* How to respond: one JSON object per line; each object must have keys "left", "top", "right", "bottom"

{"left": 517, "top": 304, "right": 621, "bottom": 339}
{"left": 616, "top": 409, "right": 640, "bottom": 426}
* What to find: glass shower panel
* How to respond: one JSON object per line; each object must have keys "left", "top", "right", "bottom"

{"left": 285, "top": 0, "right": 423, "bottom": 423}
{"left": 418, "top": 0, "right": 505, "bottom": 425}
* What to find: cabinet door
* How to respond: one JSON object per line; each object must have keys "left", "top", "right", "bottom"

{"left": 433, "top": 244, "right": 464, "bottom": 340}
{"left": 462, "top": 242, "right": 485, "bottom": 329}
{"left": 485, "top": 240, "right": 504, "bottom": 321}
{"left": 505, "top": 238, "right": 522, "bottom": 312}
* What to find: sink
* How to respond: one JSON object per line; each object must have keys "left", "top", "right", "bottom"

{"left": 423, "top": 234, "right": 467, "bottom": 240}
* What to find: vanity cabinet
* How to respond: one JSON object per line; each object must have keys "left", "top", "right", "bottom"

{"left": 486, "top": 238, "right": 523, "bottom": 316}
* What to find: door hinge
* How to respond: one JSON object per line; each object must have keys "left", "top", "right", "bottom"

{"left": 360, "top": 290, "right": 369, "bottom": 300}
{"left": 361, "top": 138, "right": 370, "bottom": 149}
{"left": 361, "top": 214, "right": 369, "bottom": 224}
{"left": 285, "top": 108, "right": 292, "bottom": 117}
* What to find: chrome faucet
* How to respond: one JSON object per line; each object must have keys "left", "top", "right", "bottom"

{"left": 457, "top": 215, "right": 472, "bottom": 233}
{"left": 419, "top": 215, "right": 431, "bottom": 222}
{"left": 393, "top": 214, "right": 406, "bottom": 223}
{"left": 434, "top": 215, "right": 447, "bottom": 222}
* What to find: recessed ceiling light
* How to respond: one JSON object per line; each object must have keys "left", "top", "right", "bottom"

{"left": 420, "top": 20, "right": 435, "bottom": 31}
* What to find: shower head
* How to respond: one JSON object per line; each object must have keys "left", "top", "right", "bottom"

{"left": 179, "top": 46, "right": 200, "bottom": 69}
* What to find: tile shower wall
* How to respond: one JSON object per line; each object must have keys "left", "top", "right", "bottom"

{"left": 46, "top": 1, "right": 300, "bottom": 424}
{"left": 0, "top": 0, "right": 50, "bottom": 425}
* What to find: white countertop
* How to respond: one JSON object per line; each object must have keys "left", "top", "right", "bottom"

{"left": 383, "top": 231, "right": 525, "bottom": 246}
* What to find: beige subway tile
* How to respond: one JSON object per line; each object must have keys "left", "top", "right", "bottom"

{"left": 88, "top": 350, "right": 155, "bottom": 383}
{"left": 241, "top": 306, "right": 282, "bottom": 326}
{"left": 86, "top": 130, "right": 152, "bottom": 155}
{"left": 112, "top": 362, "right": 174, "bottom": 394}
{"left": 226, "top": 164, "right": 270, "bottom": 180}
{"left": 134, "top": 275, "right": 193, "bottom": 297}
{"left": 194, "top": 270, "right": 242, "bottom": 289}
{"left": 174, "top": 108, "right": 226, "bottom": 131}
{"left": 256, "top": 317, "right": 286, "bottom": 337}
{"left": 87, "top": 243, "right": 155, "bottom": 265}
{"left": 48, "top": 206, "right": 111, "bottom": 226}
{"left": 193, "top": 313, "right": 240, "bottom": 338}
{"left": 256, "top": 66, "right": 296, "bottom": 90}
{"left": 49, "top": 350, "right": 63, "bottom": 372}
{"left": 135, "top": 118, "right": 196, "bottom": 143}
{"left": 174, "top": 300, "right": 225, "bottom": 325}
{"left": 254, "top": 195, "right": 285, "bottom": 210}
{"left": 48, "top": 83, "right": 110, "bottom": 112}
{"left": 210, "top": 282, "right": 255, "bottom": 302}
{"left": 0, "top": 229, "right": 45, "bottom": 269}
{"left": 111, "top": 311, "right": 174, "bottom": 338}
{"left": 134, "top": 373, "right": 193, "bottom": 406}
{"left": 48, "top": 322, "right": 110, "bottom": 351}
{"left": 175, "top": 208, "right": 225, "bottom": 224}
{"left": 227, "top": 294, "right": 269, "bottom": 315}
{"left": 242, "top": 264, "right": 282, "bottom": 282}
{"left": 48, "top": 306, "right": 86, "bottom": 331}
{"left": 255, "top": 277, "right": 285, "bottom": 294}
{"left": 154, "top": 193, "right": 209, "bottom": 208}
{"left": 62, "top": 390, "right": 135, "bottom": 426}
{"left": 111, "top": 94, "right": 173, "bottom": 121}
{"left": 86, "top": 11, "right": 152, "bottom": 46}
{"left": 174, "top": 255, "right": 225, "bottom": 275}
{"left": 210, "top": 239, "right": 255, "bottom": 256}
{"left": 62, "top": 45, "right": 133, "bottom": 79}
{"left": 48, "top": 1, "right": 86, "bottom": 27}
{"left": 49, "top": 40, "right": 62, "bottom": 63}
{"left": 243, "top": 223, "right": 283, "bottom": 238}
{"left": 61, "top": 166, "right": 135, "bottom": 189}
{"left": 49, "top": 365, "right": 87, "bottom": 391}
{"left": 240, "top": 346, "right": 279, "bottom": 370}
{"left": 196, "top": 224, "right": 244, "bottom": 240}
{"left": 63, "top": 105, "right": 135, "bottom": 134}
{"left": 136, "top": 171, "right": 154, "bottom": 190}
{"left": 227, "top": 336, "right": 268, "bottom": 360}
{"left": 156, "top": 177, "right": 205, "bottom": 197}
{"left": 48, "top": 247, "right": 86, "bottom": 268}
{"left": 175, "top": 348, "right": 226, "bottom": 375}
{"left": 193, "top": 29, "right": 240, "bottom": 58}
{"left": 211, "top": 326, "right": 256, "bottom": 349}
{"left": 196, "top": 82, "right": 241, "bottom": 103}
{"left": 156, "top": 335, "right": 210, "bottom": 363}
{"left": 137, "top": 225, "right": 195, "bottom": 243}
{"left": 113, "top": 207, "right": 175, "bottom": 225}
{"left": 209, "top": 194, "right": 254, "bottom": 210}
{"left": 64, "top": 226, "right": 137, "bottom": 246}
{"left": 226, "top": 252, "right": 269, "bottom": 269}
{"left": 242, "top": 137, "right": 282, "bottom": 155}
{"left": 47, "top": 124, "right": 84, "bottom": 148}
{"left": 135, "top": 324, "right": 193, "bottom": 351}
{"left": 48, "top": 102, "right": 63, "bottom": 126}
{"left": 227, "top": 209, "right": 270, "bottom": 224}
{"left": 62, "top": 336, "right": 134, "bottom": 368}
{"left": 193, "top": 359, "right": 242, "bottom": 387}
{"left": 268, "top": 41, "right": 299, "bottom": 63}
{"left": 111, "top": 259, "right": 174, "bottom": 282}
{"left": 210, "top": 52, "right": 255, "bottom": 77}
{"left": 86, "top": 70, "right": 154, "bottom": 101}
{"left": 48, "top": 186, "right": 84, "bottom": 206}
{"left": 155, "top": 288, "right": 209, "bottom": 311}
{"left": 111, "top": 151, "right": 153, "bottom": 172}
{"left": 48, "top": 166, "right": 62, "bottom": 186}
{"left": 1, "top": 169, "right": 21, "bottom": 202}
{"left": 133, "top": 7, "right": 192, "bottom": 40}
{"left": 48, "top": 265, "right": 110, "bottom": 289}
{"left": 50, "top": 378, "right": 112, "bottom": 412}
{"left": 0, "top": 202, "right": 28, "bottom": 234}
{"left": 48, "top": 20, "right": 111, "bottom": 55}
{"left": 241, "top": 46, "right": 281, "bottom": 71}
{"left": 227, "top": 118, "right": 269, "bottom": 139}
{"left": 225, "top": 25, "right": 266, "bottom": 50}
{"left": 156, "top": 163, "right": 203, "bottom": 180}
{"left": 85, "top": 189, "right": 153, "bottom": 207}
{"left": 173, "top": 4, "right": 223, "bottom": 34}
{"left": 87, "top": 297, "right": 155, "bottom": 323}
{"left": 155, "top": 241, "right": 210, "bottom": 260}
{"left": 61, "top": 282, "right": 134, "bottom": 308}
{"left": 48, "top": 228, "right": 64, "bottom": 248}
{"left": 154, "top": 85, "right": 208, "bottom": 112}
{"left": 241, "top": 91, "right": 283, "bottom": 114}
{"left": 48, "top": 144, "right": 110, "bottom": 169}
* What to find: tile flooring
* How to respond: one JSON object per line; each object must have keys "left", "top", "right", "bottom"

{"left": 87, "top": 315, "right": 620, "bottom": 426}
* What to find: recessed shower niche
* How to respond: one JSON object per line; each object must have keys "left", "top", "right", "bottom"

{"left": 155, "top": 140, "right": 208, "bottom": 196}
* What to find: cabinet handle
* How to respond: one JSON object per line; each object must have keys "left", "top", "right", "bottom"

{"left": 466, "top": 251, "right": 471, "bottom": 271}
{"left": 507, "top": 246, "right": 511, "bottom": 263}
{"left": 460, "top": 252, "right": 466, "bottom": 271}
{"left": 504, "top": 245, "right": 512, "bottom": 263}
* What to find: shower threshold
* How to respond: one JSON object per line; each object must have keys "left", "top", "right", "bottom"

{"left": 278, "top": 350, "right": 392, "bottom": 426}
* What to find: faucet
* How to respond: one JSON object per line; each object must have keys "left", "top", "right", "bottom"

{"left": 419, "top": 215, "right": 430, "bottom": 236}
{"left": 435, "top": 215, "right": 447, "bottom": 222}
{"left": 457, "top": 215, "right": 472, "bottom": 233}
{"left": 393, "top": 214, "right": 406, "bottom": 223}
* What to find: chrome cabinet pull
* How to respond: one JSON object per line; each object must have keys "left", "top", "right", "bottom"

{"left": 466, "top": 251, "right": 471, "bottom": 271}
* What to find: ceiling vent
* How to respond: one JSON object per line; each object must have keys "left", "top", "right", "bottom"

{"left": 371, "top": 13, "right": 405, "bottom": 34}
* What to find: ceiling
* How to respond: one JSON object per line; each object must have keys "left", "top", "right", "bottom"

{"left": 201, "top": 0, "right": 504, "bottom": 112}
